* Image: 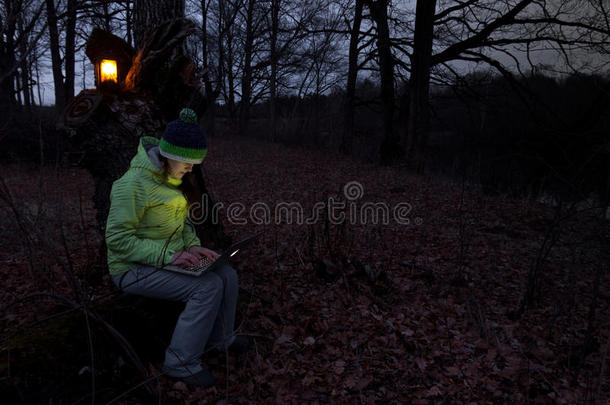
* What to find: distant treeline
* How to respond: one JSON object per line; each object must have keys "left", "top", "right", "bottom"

{"left": 214, "top": 72, "right": 610, "bottom": 204}
{"left": 2, "top": 72, "right": 608, "bottom": 205}
{"left": 434, "top": 72, "right": 609, "bottom": 203}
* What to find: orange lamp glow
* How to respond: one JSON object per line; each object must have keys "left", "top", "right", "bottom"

{"left": 99, "top": 59, "right": 117, "bottom": 83}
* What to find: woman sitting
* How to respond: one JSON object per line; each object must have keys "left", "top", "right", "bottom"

{"left": 105, "top": 108, "right": 247, "bottom": 388}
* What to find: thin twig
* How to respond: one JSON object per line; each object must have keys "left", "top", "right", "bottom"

{"left": 82, "top": 309, "right": 96, "bottom": 405}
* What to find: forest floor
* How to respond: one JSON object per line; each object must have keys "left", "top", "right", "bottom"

{"left": 0, "top": 134, "right": 608, "bottom": 404}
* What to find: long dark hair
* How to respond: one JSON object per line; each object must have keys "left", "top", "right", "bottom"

{"left": 159, "top": 155, "right": 201, "bottom": 208}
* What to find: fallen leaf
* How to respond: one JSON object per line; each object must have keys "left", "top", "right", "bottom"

{"left": 356, "top": 376, "right": 373, "bottom": 390}
{"left": 172, "top": 381, "right": 188, "bottom": 392}
{"left": 402, "top": 328, "right": 415, "bottom": 336}
{"left": 303, "top": 336, "right": 315, "bottom": 346}
{"left": 426, "top": 385, "right": 442, "bottom": 397}
{"left": 275, "top": 334, "right": 292, "bottom": 345}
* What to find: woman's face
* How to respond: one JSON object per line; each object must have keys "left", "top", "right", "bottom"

{"left": 166, "top": 158, "right": 194, "bottom": 179}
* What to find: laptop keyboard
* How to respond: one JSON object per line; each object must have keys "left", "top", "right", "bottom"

{"left": 185, "top": 256, "right": 214, "bottom": 273}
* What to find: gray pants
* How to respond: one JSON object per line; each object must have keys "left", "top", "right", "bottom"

{"left": 111, "top": 263, "right": 238, "bottom": 378}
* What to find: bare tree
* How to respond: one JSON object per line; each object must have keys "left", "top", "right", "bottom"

{"left": 404, "top": 0, "right": 610, "bottom": 170}
{"left": 209, "top": 0, "right": 241, "bottom": 119}
{"left": 44, "top": 0, "right": 79, "bottom": 112}
{"left": 0, "top": 0, "right": 45, "bottom": 112}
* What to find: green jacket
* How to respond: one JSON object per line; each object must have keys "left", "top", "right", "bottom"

{"left": 105, "top": 136, "right": 201, "bottom": 275}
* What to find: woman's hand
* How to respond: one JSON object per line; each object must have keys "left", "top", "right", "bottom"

{"left": 187, "top": 246, "right": 220, "bottom": 261}
{"left": 171, "top": 251, "right": 201, "bottom": 267}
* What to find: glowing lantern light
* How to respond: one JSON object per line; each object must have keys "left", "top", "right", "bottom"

{"left": 86, "top": 29, "right": 135, "bottom": 91}
{"left": 94, "top": 57, "right": 119, "bottom": 90}
{"left": 99, "top": 59, "right": 117, "bottom": 83}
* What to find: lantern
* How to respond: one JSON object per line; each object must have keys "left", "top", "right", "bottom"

{"left": 94, "top": 58, "right": 119, "bottom": 89}
{"left": 99, "top": 59, "right": 117, "bottom": 83}
{"left": 86, "top": 29, "right": 136, "bottom": 91}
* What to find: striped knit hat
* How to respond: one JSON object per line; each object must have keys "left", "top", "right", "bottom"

{"left": 159, "top": 108, "right": 207, "bottom": 164}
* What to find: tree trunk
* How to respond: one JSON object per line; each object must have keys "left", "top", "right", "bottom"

{"left": 216, "top": 0, "right": 226, "bottom": 120}
{"left": 367, "top": 0, "right": 399, "bottom": 165}
{"left": 216, "top": 0, "right": 236, "bottom": 119}
{"left": 238, "top": 0, "right": 255, "bottom": 136}
{"left": 406, "top": 0, "right": 436, "bottom": 172}
{"left": 45, "top": 0, "right": 65, "bottom": 113}
{"left": 64, "top": 0, "right": 77, "bottom": 104}
{"left": 14, "top": 75, "right": 21, "bottom": 105}
{"left": 125, "top": 0, "right": 133, "bottom": 47}
{"left": 34, "top": 47, "right": 42, "bottom": 106}
{"left": 28, "top": 43, "right": 36, "bottom": 107}
{"left": 341, "top": 0, "right": 364, "bottom": 155}
{"left": 17, "top": 18, "right": 31, "bottom": 109}
{"left": 226, "top": 33, "right": 236, "bottom": 118}
{"left": 19, "top": 56, "right": 30, "bottom": 108}
{"left": 3, "top": 0, "right": 18, "bottom": 109}
{"left": 102, "top": 0, "right": 112, "bottom": 31}
{"left": 29, "top": 61, "right": 36, "bottom": 107}
{"left": 200, "top": 0, "right": 217, "bottom": 136}
{"left": 0, "top": 12, "right": 9, "bottom": 110}
{"left": 269, "top": 0, "right": 279, "bottom": 141}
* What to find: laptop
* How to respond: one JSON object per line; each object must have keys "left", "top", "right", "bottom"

{"left": 162, "top": 232, "right": 263, "bottom": 276}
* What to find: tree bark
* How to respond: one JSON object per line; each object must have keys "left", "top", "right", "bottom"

{"left": 406, "top": 0, "right": 436, "bottom": 172}
{"left": 341, "top": 0, "right": 364, "bottom": 155}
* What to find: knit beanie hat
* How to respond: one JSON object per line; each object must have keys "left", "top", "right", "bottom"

{"left": 159, "top": 108, "right": 208, "bottom": 164}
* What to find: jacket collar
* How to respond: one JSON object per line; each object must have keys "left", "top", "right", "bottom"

{"left": 130, "top": 136, "right": 183, "bottom": 187}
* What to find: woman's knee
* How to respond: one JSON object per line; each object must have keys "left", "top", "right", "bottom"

{"left": 216, "top": 265, "right": 238, "bottom": 288}
{"left": 193, "top": 272, "right": 224, "bottom": 297}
